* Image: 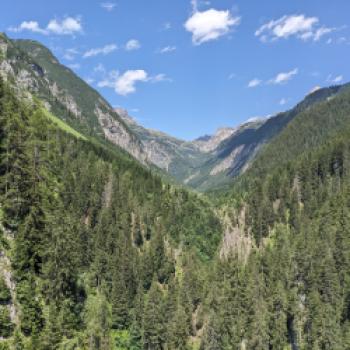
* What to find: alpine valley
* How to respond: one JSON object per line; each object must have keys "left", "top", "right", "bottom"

{"left": 2, "top": 31, "right": 350, "bottom": 350}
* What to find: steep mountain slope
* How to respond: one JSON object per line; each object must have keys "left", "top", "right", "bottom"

{"left": 3, "top": 33, "right": 347, "bottom": 193}
{"left": 0, "top": 78, "right": 222, "bottom": 348}
{"left": 185, "top": 119, "right": 266, "bottom": 191}
{"left": 116, "top": 108, "right": 211, "bottom": 182}
{"left": 3, "top": 71, "right": 350, "bottom": 348}
{"left": 119, "top": 107, "right": 268, "bottom": 189}
{"left": 243, "top": 82, "right": 350, "bottom": 182}
{"left": 204, "top": 126, "right": 350, "bottom": 348}
{"left": 2, "top": 31, "right": 350, "bottom": 348}
{"left": 120, "top": 83, "right": 345, "bottom": 192}
{"left": 198, "top": 81, "right": 350, "bottom": 350}
{"left": 0, "top": 33, "right": 146, "bottom": 164}
{"left": 186, "top": 84, "right": 347, "bottom": 191}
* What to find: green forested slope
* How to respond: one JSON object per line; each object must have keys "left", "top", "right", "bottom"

{"left": 0, "top": 78, "right": 221, "bottom": 349}
{"left": 201, "top": 121, "right": 350, "bottom": 349}
{"left": 0, "top": 33, "right": 146, "bottom": 165}
{"left": 248, "top": 84, "right": 350, "bottom": 179}
{"left": 2, "top": 49, "right": 350, "bottom": 349}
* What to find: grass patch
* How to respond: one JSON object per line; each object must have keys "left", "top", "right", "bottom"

{"left": 41, "top": 108, "right": 87, "bottom": 140}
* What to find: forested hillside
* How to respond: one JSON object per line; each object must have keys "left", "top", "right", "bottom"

{"left": 0, "top": 33, "right": 146, "bottom": 165}
{"left": 200, "top": 85, "right": 350, "bottom": 349}
{"left": 2, "top": 31, "right": 350, "bottom": 349}
{"left": 203, "top": 126, "right": 350, "bottom": 349}
{"left": 0, "top": 78, "right": 222, "bottom": 349}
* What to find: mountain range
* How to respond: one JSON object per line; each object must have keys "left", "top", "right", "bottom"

{"left": 2, "top": 32, "right": 350, "bottom": 349}
{"left": 1, "top": 32, "right": 348, "bottom": 192}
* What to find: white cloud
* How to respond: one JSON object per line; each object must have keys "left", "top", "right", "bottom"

{"left": 269, "top": 68, "right": 298, "bottom": 85}
{"left": 150, "top": 73, "right": 172, "bottom": 83}
{"left": 8, "top": 21, "right": 48, "bottom": 34}
{"left": 125, "top": 39, "right": 141, "bottom": 51}
{"left": 98, "top": 69, "right": 170, "bottom": 96}
{"left": 100, "top": 2, "right": 116, "bottom": 12}
{"left": 9, "top": 16, "right": 82, "bottom": 36}
{"left": 115, "top": 70, "right": 148, "bottom": 95}
{"left": 98, "top": 70, "right": 119, "bottom": 88}
{"left": 248, "top": 78, "right": 262, "bottom": 88}
{"left": 256, "top": 15, "right": 334, "bottom": 42}
{"left": 159, "top": 46, "right": 176, "bottom": 54}
{"left": 313, "top": 27, "right": 335, "bottom": 41}
{"left": 185, "top": 8, "right": 240, "bottom": 45}
{"left": 228, "top": 73, "right": 236, "bottom": 80}
{"left": 47, "top": 17, "right": 82, "bottom": 35}
{"left": 83, "top": 44, "right": 117, "bottom": 58}
{"left": 327, "top": 75, "right": 343, "bottom": 84}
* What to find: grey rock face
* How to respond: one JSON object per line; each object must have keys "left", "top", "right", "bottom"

{"left": 0, "top": 33, "right": 147, "bottom": 166}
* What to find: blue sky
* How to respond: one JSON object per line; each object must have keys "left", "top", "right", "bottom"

{"left": 2, "top": 0, "right": 350, "bottom": 140}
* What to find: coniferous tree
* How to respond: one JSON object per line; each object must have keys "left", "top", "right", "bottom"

{"left": 142, "top": 279, "right": 165, "bottom": 350}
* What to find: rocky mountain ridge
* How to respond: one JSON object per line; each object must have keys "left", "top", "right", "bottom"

{"left": 1, "top": 33, "right": 348, "bottom": 192}
{"left": 118, "top": 79, "right": 348, "bottom": 191}
{"left": 0, "top": 33, "right": 147, "bottom": 165}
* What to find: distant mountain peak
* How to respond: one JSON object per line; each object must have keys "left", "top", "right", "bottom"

{"left": 193, "top": 127, "right": 237, "bottom": 153}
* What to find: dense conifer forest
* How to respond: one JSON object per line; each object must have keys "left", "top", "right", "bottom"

{"left": 0, "top": 79, "right": 221, "bottom": 349}
{"left": 2, "top": 52, "right": 350, "bottom": 350}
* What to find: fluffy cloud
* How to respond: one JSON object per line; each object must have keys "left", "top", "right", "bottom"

{"left": 185, "top": 8, "right": 240, "bottom": 45}
{"left": 47, "top": 17, "right": 82, "bottom": 35}
{"left": 98, "top": 69, "right": 170, "bottom": 96}
{"left": 247, "top": 69, "right": 298, "bottom": 88}
{"left": 9, "top": 16, "right": 82, "bottom": 36}
{"left": 269, "top": 68, "right": 298, "bottom": 85}
{"left": 115, "top": 70, "right": 147, "bottom": 95}
{"left": 100, "top": 2, "right": 116, "bottom": 12}
{"left": 256, "top": 15, "right": 334, "bottom": 42}
{"left": 8, "top": 21, "right": 48, "bottom": 34}
{"left": 125, "top": 39, "right": 141, "bottom": 51}
{"left": 159, "top": 46, "right": 177, "bottom": 54}
{"left": 327, "top": 75, "right": 343, "bottom": 84}
{"left": 83, "top": 44, "right": 117, "bottom": 58}
{"left": 248, "top": 78, "right": 262, "bottom": 88}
